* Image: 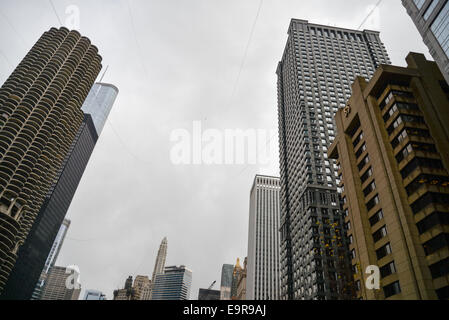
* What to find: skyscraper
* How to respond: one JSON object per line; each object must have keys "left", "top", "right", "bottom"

{"left": 198, "top": 288, "right": 221, "bottom": 300}
{"left": 32, "top": 218, "right": 71, "bottom": 300}
{"left": 277, "top": 19, "right": 391, "bottom": 300}
{"left": 329, "top": 53, "right": 449, "bottom": 300}
{"left": 133, "top": 275, "right": 151, "bottom": 300}
{"left": 2, "top": 82, "right": 118, "bottom": 300}
{"left": 40, "top": 266, "right": 81, "bottom": 300}
{"left": 150, "top": 237, "right": 167, "bottom": 298}
{"left": 402, "top": 0, "right": 449, "bottom": 83}
{"left": 0, "top": 27, "right": 102, "bottom": 296}
{"left": 83, "top": 289, "right": 106, "bottom": 300}
{"left": 230, "top": 258, "right": 243, "bottom": 300}
{"left": 220, "top": 264, "right": 234, "bottom": 300}
{"left": 247, "top": 175, "right": 281, "bottom": 300}
{"left": 151, "top": 265, "right": 192, "bottom": 300}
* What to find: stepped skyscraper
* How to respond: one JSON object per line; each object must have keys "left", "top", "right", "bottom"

{"left": 0, "top": 27, "right": 102, "bottom": 296}
{"left": 277, "top": 19, "right": 390, "bottom": 300}
{"left": 150, "top": 237, "right": 167, "bottom": 298}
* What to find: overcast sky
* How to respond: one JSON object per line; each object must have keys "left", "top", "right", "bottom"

{"left": 0, "top": 0, "right": 430, "bottom": 300}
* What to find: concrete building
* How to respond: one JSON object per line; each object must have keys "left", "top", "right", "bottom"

{"left": 4, "top": 82, "right": 117, "bottom": 300}
{"left": 247, "top": 175, "right": 281, "bottom": 300}
{"left": 113, "top": 276, "right": 135, "bottom": 301}
{"left": 198, "top": 288, "right": 221, "bottom": 300}
{"left": 277, "top": 19, "right": 391, "bottom": 300}
{"left": 83, "top": 290, "right": 106, "bottom": 300}
{"left": 0, "top": 27, "right": 103, "bottom": 298}
{"left": 150, "top": 237, "right": 167, "bottom": 298}
{"left": 40, "top": 266, "right": 81, "bottom": 300}
{"left": 402, "top": 0, "right": 449, "bottom": 83}
{"left": 151, "top": 265, "right": 192, "bottom": 300}
{"left": 220, "top": 264, "right": 234, "bottom": 300}
{"left": 133, "top": 275, "right": 151, "bottom": 300}
{"left": 329, "top": 53, "right": 449, "bottom": 300}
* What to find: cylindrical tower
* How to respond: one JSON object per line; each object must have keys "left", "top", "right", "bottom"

{"left": 0, "top": 27, "right": 102, "bottom": 293}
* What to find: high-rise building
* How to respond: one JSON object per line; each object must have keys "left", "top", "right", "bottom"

{"left": 247, "top": 175, "right": 281, "bottom": 300}
{"left": 198, "top": 288, "right": 221, "bottom": 300}
{"left": 149, "top": 237, "right": 167, "bottom": 298}
{"left": 40, "top": 266, "right": 81, "bottom": 300}
{"left": 220, "top": 264, "right": 234, "bottom": 300}
{"left": 83, "top": 289, "right": 106, "bottom": 300}
{"left": 2, "top": 82, "right": 117, "bottom": 300}
{"left": 0, "top": 27, "right": 102, "bottom": 296}
{"left": 236, "top": 257, "right": 247, "bottom": 300}
{"left": 277, "top": 19, "right": 391, "bottom": 300}
{"left": 329, "top": 52, "right": 449, "bottom": 300}
{"left": 402, "top": 0, "right": 449, "bottom": 83}
{"left": 230, "top": 258, "right": 243, "bottom": 300}
{"left": 113, "top": 276, "right": 135, "bottom": 301}
{"left": 133, "top": 275, "right": 151, "bottom": 300}
{"left": 151, "top": 265, "right": 192, "bottom": 300}
{"left": 31, "top": 218, "right": 71, "bottom": 300}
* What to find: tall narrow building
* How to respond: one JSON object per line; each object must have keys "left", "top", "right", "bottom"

{"left": 329, "top": 53, "right": 449, "bottom": 300}
{"left": 2, "top": 82, "right": 118, "bottom": 300}
{"left": 0, "top": 27, "right": 102, "bottom": 296}
{"left": 151, "top": 265, "right": 192, "bottom": 300}
{"left": 220, "top": 264, "right": 234, "bottom": 300}
{"left": 247, "top": 175, "right": 281, "bottom": 300}
{"left": 402, "top": 0, "right": 449, "bottom": 83}
{"left": 277, "top": 19, "right": 391, "bottom": 300}
{"left": 150, "top": 237, "right": 167, "bottom": 298}
{"left": 40, "top": 266, "right": 81, "bottom": 300}
{"left": 32, "top": 218, "right": 71, "bottom": 300}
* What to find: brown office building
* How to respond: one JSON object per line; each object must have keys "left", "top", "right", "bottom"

{"left": 329, "top": 52, "right": 449, "bottom": 300}
{"left": 0, "top": 27, "right": 102, "bottom": 294}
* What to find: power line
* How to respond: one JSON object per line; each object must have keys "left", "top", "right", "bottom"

{"left": 357, "top": 0, "right": 383, "bottom": 30}
{"left": 49, "top": 0, "right": 63, "bottom": 27}
{"left": 229, "top": 0, "right": 264, "bottom": 104}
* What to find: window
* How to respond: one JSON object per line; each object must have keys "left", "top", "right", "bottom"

{"left": 380, "top": 261, "right": 396, "bottom": 278}
{"left": 361, "top": 167, "right": 374, "bottom": 184}
{"left": 431, "top": 0, "right": 449, "bottom": 59}
{"left": 363, "top": 180, "right": 376, "bottom": 197}
{"left": 416, "top": 211, "right": 449, "bottom": 234}
{"left": 369, "top": 210, "right": 384, "bottom": 226}
{"left": 376, "top": 242, "right": 392, "bottom": 260}
{"left": 366, "top": 194, "right": 380, "bottom": 211}
{"left": 372, "top": 225, "right": 388, "bottom": 243}
{"left": 429, "top": 257, "right": 449, "bottom": 279}
{"left": 355, "top": 143, "right": 367, "bottom": 159}
{"left": 422, "top": 233, "right": 449, "bottom": 256}
{"left": 413, "top": 0, "right": 426, "bottom": 9}
{"left": 423, "top": 0, "right": 439, "bottom": 20}
{"left": 383, "top": 281, "right": 401, "bottom": 298}
{"left": 358, "top": 155, "right": 370, "bottom": 171}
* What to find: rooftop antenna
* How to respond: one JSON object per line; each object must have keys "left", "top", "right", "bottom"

{"left": 99, "top": 65, "right": 109, "bottom": 83}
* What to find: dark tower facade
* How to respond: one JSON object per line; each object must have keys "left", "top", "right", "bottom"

{"left": 277, "top": 19, "right": 390, "bottom": 300}
{"left": 0, "top": 27, "right": 102, "bottom": 295}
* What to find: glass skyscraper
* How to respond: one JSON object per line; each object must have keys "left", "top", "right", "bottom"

{"left": 403, "top": 0, "right": 449, "bottom": 84}
{"left": 151, "top": 265, "right": 192, "bottom": 300}
{"left": 220, "top": 264, "right": 234, "bottom": 300}
{"left": 277, "top": 19, "right": 390, "bottom": 300}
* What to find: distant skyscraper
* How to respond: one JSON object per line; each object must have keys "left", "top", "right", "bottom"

{"left": 0, "top": 27, "right": 102, "bottom": 297}
{"left": 84, "top": 289, "right": 106, "bottom": 300}
{"left": 277, "top": 19, "right": 391, "bottom": 300}
{"left": 236, "top": 257, "right": 247, "bottom": 300}
{"left": 151, "top": 265, "right": 192, "bottom": 300}
{"left": 402, "top": 0, "right": 449, "bottom": 83}
{"left": 230, "top": 258, "right": 243, "bottom": 300}
{"left": 198, "top": 289, "right": 221, "bottom": 300}
{"left": 3, "top": 82, "right": 117, "bottom": 300}
{"left": 32, "top": 219, "right": 71, "bottom": 300}
{"left": 220, "top": 264, "right": 234, "bottom": 300}
{"left": 247, "top": 175, "right": 280, "bottom": 300}
{"left": 40, "top": 266, "right": 81, "bottom": 300}
{"left": 329, "top": 53, "right": 449, "bottom": 300}
{"left": 150, "top": 237, "right": 167, "bottom": 298}
{"left": 113, "top": 276, "right": 134, "bottom": 301}
{"left": 133, "top": 275, "right": 151, "bottom": 300}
